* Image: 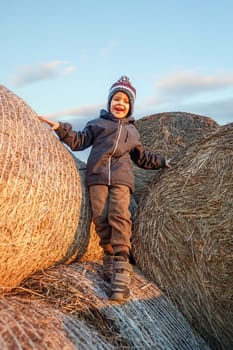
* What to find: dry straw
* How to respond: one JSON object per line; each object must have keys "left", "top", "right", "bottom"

{"left": 0, "top": 297, "right": 69, "bottom": 349}
{"left": 0, "top": 297, "right": 107, "bottom": 350}
{"left": 64, "top": 154, "right": 103, "bottom": 263}
{"left": 4, "top": 260, "right": 210, "bottom": 349}
{"left": 0, "top": 85, "right": 92, "bottom": 293}
{"left": 133, "top": 112, "right": 219, "bottom": 203}
{"left": 132, "top": 123, "right": 233, "bottom": 350}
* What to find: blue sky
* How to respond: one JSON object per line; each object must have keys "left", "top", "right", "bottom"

{"left": 1, "top": 0, "right": 233, "bottom": 160}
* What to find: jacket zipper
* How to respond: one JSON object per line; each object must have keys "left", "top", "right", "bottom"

{"left": 108, "top": 121, "right": 122, "bottom": 185}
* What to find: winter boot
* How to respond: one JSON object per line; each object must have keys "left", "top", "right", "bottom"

{"left": 102, "top": 254, "right": 114, "bottom": 282}
{"left": 108, "top": 256, "right": 132, "bottom": 301}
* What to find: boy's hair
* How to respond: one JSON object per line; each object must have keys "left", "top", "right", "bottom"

{"left": 107, "top": 76, "right": 136, "bottom": 116}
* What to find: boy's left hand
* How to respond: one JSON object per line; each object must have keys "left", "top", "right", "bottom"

{"left": 38, "top": 116, "right": 59, "bottom": 130}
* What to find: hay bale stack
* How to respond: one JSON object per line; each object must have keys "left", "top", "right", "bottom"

{"left": 9, "top": 260, "right": 210, "bottom": 349}
{"left": 0, "top": 85, "right": 91, "bottom": 293}
{"left": 132, "top": 123, "right": 233, "bottom": 350}
{"left": 133, "top": 112, "right": 219, "bottom": 203}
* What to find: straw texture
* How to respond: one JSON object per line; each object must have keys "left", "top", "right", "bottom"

{"left": 0, "top": 85, "right": 90, "bottom": 292}
{"left": 6, "top": 260, "right": 210, "bottom": 349}
{"left": 132, "top": 123, "right": 233, "bottom": 350}
{"left": 133, "top": 112, "right": 219, "bottom": 203}
{"left": 63, "top": 154, "right": 103, "bottom": 263}
{"left": 0, "top": 296, "right": 114, "bottom": 350}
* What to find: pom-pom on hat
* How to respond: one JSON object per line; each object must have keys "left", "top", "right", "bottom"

{"left": 107, "top": 76, "right": 136, "bottom": 116}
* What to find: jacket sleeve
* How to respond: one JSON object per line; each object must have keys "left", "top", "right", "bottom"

{"left": 130, "top": 143, "right": 166, "bottom": 169}
{"left": 55, "top": 122, "right": 93, "bottom": 151}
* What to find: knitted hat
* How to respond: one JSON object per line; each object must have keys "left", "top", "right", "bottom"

{"left": 107, "top": 76, "right": 136, "bottom": 116}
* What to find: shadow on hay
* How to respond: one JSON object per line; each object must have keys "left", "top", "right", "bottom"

{"left": 6, "top": 261, "right": 211, "bottom": 350}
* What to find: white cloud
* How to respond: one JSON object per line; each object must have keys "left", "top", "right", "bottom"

{"left": 181, "top": 97, "right": 233, "bottom": 125}
{"left": 137, "top": 94, "right": 233, "bottom": 126}
{"left": 134, "top": 70, "right": 233, "bottom": 125}
{"left": 46, "top": 103, "right": 103, "bottom": 119}
{"left": 11, "top": 61, "right": 76, "bottom": 87}
{"left": 63, "top": 65, "right": 76, "bottom": 75}
{"left": 156, "top": 70, "right": 233, "bottom": 97}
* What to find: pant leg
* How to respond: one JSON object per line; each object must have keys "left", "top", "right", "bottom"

{"left": 108, "top": 185, "right": 132, "bottom": 256}
{"left": 89, "top": 185, "right": 113, "bottom": 255}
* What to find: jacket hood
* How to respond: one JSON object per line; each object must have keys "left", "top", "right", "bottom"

{"left": 99, "top": 109, "right": 135, "bottom": 124}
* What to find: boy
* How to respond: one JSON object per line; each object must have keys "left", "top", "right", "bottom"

{"left": 39, "top": 76, "right": 170, "bottom": 301}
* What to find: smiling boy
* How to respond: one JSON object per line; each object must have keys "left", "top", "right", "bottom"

{"left": 39, "top": 76, "right": 170, "bottom": 301}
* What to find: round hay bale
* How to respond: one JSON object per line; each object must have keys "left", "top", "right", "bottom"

{"left": 64, "top": 154, "right": 103, "bottom": 263}
{"left": 132, "top": 123, "right": 233, "bottom": 350}
{"left": 10, "top": 260, "right": 210, "bottom": 349}
{"left": 0, "top": 296, "right": 113, "bottom": 350}
{"left": 80, "top": 221, "right": 103, "bottom": 261}
{"left": 0, "top": 85, "right": 91, "bottom": 293}
{"left": 133, "top": 112, "right": 219, "bottom": 203}
{"left": 0, "top": 297, "right": 76, "bottom": 350}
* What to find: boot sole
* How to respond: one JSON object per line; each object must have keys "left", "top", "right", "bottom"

{"left": 108, "top": 291, "right": 130, "bottom": 302}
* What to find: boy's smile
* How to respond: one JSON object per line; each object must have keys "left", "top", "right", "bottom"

{"left": 110, "top": 91, "right": 130, "bottom": 119}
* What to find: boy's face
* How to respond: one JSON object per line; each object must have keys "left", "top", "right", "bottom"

{"left": 110, "top": 91, "right": 130, "bottom": 119}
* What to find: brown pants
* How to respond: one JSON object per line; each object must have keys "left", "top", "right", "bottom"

{"left": 89, "top": 185, "right": 132, "bottom": 256}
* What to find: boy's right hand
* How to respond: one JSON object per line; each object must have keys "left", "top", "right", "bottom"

{"left": 38, "top": 116, "right": 59, "bottom": 130}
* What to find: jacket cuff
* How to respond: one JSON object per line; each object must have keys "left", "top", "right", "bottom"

{"left": 161, "top": 156, "right": 166, "bottom": 168}
{"left": 54, "top": 122, "right": 69, "bottom": 140}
